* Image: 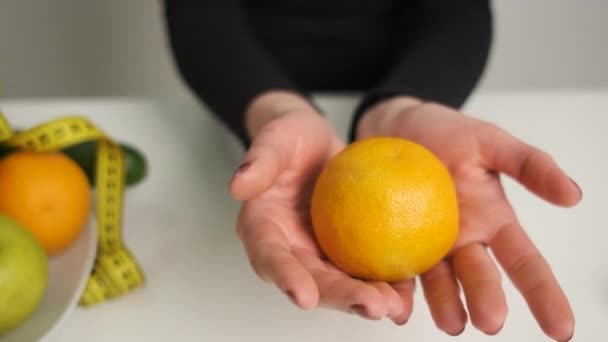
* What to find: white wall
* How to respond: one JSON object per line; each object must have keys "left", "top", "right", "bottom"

{"left": 1, "top": 0, "right": 607, "bottom": 99}
{"left": 483, "top": 0, "right": 608, "bottom": 91}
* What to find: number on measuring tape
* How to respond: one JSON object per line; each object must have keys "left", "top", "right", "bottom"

{"left": 96, "top": 140, "right": 125, "bottom": 252}
{"left": 4, "top": 116, "right": 105, "bottom": 152}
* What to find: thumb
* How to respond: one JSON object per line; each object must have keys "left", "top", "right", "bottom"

{"left": 229, "top": 138, "right": 283, "bottom": 201}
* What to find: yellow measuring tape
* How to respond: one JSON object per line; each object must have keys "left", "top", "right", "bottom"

{"left": 0, "top": 111, "right": 145, "bottom": 306}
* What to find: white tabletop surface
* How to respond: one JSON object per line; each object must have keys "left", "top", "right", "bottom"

{"left": 2, "top": 89, "right": 606, "bottom": 341}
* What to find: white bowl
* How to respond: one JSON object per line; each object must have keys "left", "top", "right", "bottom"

{"left": 0, "top": 219, "right": 98, "bottom": 342}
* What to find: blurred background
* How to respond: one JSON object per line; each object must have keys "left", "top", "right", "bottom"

{"left": 1, "top": 0, "right": 607, "bottom": 100}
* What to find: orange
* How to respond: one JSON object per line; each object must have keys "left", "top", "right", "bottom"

{"left": 310, "top": 137, "right": 459, "bottom": 281}
{"left": 0, "top": 151, "right": 92, "bottom": 255}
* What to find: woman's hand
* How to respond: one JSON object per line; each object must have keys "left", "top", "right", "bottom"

{"left": 229, "top": 92, "right": 413, "bottom": 323}
{"left": 356, "top": 97, "right": 581, "bottom": 341}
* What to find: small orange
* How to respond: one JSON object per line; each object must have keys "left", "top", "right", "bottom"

{"left": 311, "top": 137, "right": 459, "bottom": 281}
{"left": 0, "top": 151, "right": 92, "bottom": 255}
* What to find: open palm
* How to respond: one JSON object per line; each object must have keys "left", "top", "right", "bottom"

{"left": 358, "top": 102, "right": 581, "bottom": 341}
{"left": 230, "top": 112, "right": 412, "bottom": 322}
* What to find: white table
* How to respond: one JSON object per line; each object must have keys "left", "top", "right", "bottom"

{"left": 2, "top": 89, "right": 606, "bottom": 341}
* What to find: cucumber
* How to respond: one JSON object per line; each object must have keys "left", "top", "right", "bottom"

{"left": 62, "top": 141, "right": 148, "bottom": 187}
{"left": 0, "top": 140, "right": 147, "bottom": 187}
{"left": 0, "top": 144, "right": 16, "bottom": 159}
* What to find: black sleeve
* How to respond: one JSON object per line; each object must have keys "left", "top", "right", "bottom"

{"left": 163, "top": 0, "right": 303, "bottom": 147}
{"left": 348, "top": 0, "right": 493, "bottom": 141}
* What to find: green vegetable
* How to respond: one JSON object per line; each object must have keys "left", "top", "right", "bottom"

{"left": 0, "top": 143, "right": 15, "bottom": 159}
{"left": 62, "top": 141, "right": 148, "bottom": 187}
{"left": 0, "top": 141, "right": 147, "bottom": 187}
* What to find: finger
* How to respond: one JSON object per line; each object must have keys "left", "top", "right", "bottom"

{"left": 421, "top": 260, "right": 468, "bottom": 335}
{"left": 368, "top": 281, "right": 403, "bottom": 319}
{"left": 478, "top": 123, "right": 581, "bottom": 207}
{"left": 452, "top": 243, "right": 507, "bottom": 335}
{"left": 238, "top": 214, "right": 319, "bottom": 309}
{"left": 294, "top": 249, "right": 389, "bottom": 320}
{"left": 390, "top": 278, "right": 415, "bottom": 325}
{"left": 229, "top": 135, "right": 283, "bottom": 201}
{"left": 490, "top": 221, "right": 574, "bottom": 341}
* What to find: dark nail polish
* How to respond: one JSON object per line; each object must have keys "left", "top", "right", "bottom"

{"left": 229, "top": 162, "right": 251, "bottom": 186}
{"left": 447, "top": 326, "right": 465, "bottom": 337}
{"left": 486, "top": 323, "right": 504, "bottom": 336}
{"left": 393, "top": 318, "right": 408, "bottom": 326}
{"left": 570, "top": 178, "right": 582, "bottom": 198}
{"left": 285, "top": 290, "right": 297, "bottom": 305}
{"left": 350, "top": 304, "right": 373, "bottom": 320}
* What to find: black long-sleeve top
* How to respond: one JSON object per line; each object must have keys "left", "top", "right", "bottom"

{"left": 163, "top": 0, "right": 493, "bottom": 146}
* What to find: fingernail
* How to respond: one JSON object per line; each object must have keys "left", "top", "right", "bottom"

{"left": 486, "top": 323, "right": 504, "bottom": 336}
{"left": 563, "top": 332, "right": 574, "bottom": 342}
{"left": 350, "top": 305, "right": 373, "bottom": 320}
{"left": 285, "top": 290, "right": 298, "bottom": 306}
{"left": 229, "top": 162, "right": 251, "bottom": 186}
{"left": 569, "top": 177, "right": 582, "bottom": 198}
{"left": 446, "top": 326, "right": 465, "bottom": 337}
{"left": 393, "top": 318, "right": 408, "bottom": 326}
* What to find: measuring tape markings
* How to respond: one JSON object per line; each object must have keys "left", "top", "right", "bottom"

{"left": 96, "top": 139, "right": 125, "bottom": 252}
{"left": 0, "top": 113, "right": 145, "bottom": 306}
{"left": 0, "top": 113, "right": 12, "bottom": 141}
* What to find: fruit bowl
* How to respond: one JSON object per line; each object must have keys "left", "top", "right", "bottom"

{"left": 0, "top": 218, "right": 98, "bottom": 342}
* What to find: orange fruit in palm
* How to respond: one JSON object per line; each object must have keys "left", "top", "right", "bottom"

{"left": 311, "top": 137, "right": 459, "bottom": 281}
{"left": 0, "top": 151, "right": 92, "bottom": 255}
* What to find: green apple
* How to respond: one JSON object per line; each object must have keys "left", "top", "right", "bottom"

{"left": 0, "top": 213, "right": 49, "bottom": 335}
